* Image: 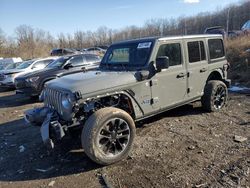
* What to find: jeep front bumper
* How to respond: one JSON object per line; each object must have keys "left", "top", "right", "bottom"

{"left": 24, "top": 107, "right": 66, "bottom": 149}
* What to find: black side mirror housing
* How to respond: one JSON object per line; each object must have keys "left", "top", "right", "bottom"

{"left": 156, "top": 56, "right": 169, "bottom": 72}
{"left": 64, "top": 63, "right": 73, "bottom": 69}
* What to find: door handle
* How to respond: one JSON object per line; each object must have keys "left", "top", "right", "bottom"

{"left": 200, "top": 68, "right": 207, "bottom": 73}
{"left": 177, "top": 73, "right": 185, "bottom": 78}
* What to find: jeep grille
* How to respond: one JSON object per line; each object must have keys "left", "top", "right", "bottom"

{"left": 44, "top": 87, "right": 63, "bottom": 115}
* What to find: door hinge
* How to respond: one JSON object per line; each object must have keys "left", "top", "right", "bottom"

{"left": 187, "top": 72, "right": 190, "bottom": 78}
{"left": 187, "top": 88, "right": 190, "bottom": 93}
{"left": 150, "top": 98, "right": 154, "bottom": 105}
{"left": 149, "top": 80, "right": 153, "bottom": 87}
{"left": 149, "top": 79, "right": 158, "bottom": 87}
{"left": 150, "top": 97, "right": 159, "bottom": 105}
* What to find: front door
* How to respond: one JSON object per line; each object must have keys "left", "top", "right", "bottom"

{"left": 151, "top": 41, "right": 188, "bottom": 110}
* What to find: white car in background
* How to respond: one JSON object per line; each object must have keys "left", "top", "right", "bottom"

{"left": 0, "top": 57, "right": 58, "bottom": 88}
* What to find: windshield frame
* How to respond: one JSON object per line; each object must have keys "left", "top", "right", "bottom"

{"left": 100, "top": 40, "right": 155, "bottom": 71}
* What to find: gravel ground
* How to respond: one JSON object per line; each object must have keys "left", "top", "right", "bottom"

{"left": 0, "top": 89, "right": 249, "bottom": 188}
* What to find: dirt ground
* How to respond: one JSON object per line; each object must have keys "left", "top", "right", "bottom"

{"left": 0, "top": 88, "right": 249, "bottom": 188}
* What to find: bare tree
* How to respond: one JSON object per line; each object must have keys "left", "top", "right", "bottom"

{"left": 74, "top": 31, "right": 86, "bottom": 49}
{"left": 0, "top": 28, "right": 6, "bottom": 56}
{"left": 58, "top": 33, "right": 67, "bottom": 48}
{"left": 15, "top": 25, "right": 35, "bottom": 58}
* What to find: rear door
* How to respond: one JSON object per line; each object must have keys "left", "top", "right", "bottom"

{"left": 67, "top": 55, "right": 87, "bottom": 72}
{"left": 150, "top": 40, "right": 188, "bottom": 110}
{"left": 185, "top": 39, "right": 209, "bottom": 98}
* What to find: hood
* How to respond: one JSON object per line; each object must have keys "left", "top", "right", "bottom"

{"left": 47, "top": 70, "right": 137, "bottom": 96}
{"left": 0, "top": 69, "right": 24, "bottom": 75}
{"left": 19, "top": 67, "right": 58, "bottom": 79}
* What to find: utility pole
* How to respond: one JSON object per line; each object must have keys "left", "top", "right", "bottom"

{"left": 184, "top": 18, "right": 187, "bottom": 35}
{"left": 226, "top": 7, "right": 230, "bottom": 37}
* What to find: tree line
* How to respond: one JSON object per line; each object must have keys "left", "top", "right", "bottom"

{"left": 0, "top": 0, "right": 249, "bottom": 59}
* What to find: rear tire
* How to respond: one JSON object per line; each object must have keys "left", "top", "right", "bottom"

{"left": 201, "top": 80, "right": 228, "bottom": 112}
{"left": 81, "top": 107, "right": 136, "bottom": 165}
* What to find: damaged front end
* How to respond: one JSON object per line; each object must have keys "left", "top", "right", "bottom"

{"left": 24, "top": 86, "right": 82, "bottom": 149}
{"left": 25, "top": 107, "right": 66, "bottom": 149}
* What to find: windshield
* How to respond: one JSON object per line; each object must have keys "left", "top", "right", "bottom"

{"left": 47, "top": 57, "right": 69, "bottom": 68}
{"left": 101, "top": 41, "right": 153, "bottom": 69}
{"left": 4, "top": 62, "right": 21, "bottom": 70}
{"left": 16, "top": 60, "right": 34, "bottom": 69}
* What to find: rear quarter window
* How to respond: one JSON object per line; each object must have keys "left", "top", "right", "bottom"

{"left": 208, "top": 39, "right": 225, "bottom": 60}
{"left": 187, "top": 41, "right": 206, "bottom": 63}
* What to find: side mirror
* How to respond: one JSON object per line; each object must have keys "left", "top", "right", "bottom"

{"left": 156, "top": 56, "right": 169, "bottom": 72}
{"left": 64, "top": 63, "right": 73, "bottom": 69}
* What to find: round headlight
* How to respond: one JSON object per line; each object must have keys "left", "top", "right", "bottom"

{"left": 62, "top": 94, "right": 72, "bottom": 109}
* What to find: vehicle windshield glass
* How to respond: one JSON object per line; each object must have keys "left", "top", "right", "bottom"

{"left": 47, "top": 57, "right": 69, "bottom": 68}
{"left": 5, "top": 63, "right": 17, "bottom": 70}
{"left": 101, "top": 41, "right": 153, "bottom": 69}
{"left": 16, "top": 60, "right": 34, "bottom": 69}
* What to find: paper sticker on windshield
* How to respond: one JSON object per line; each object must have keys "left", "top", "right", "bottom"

{"left": 137, "top": 42, "right": 152, "bottom": 49}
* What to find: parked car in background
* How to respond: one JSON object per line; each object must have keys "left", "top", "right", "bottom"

{"left": 86, "top": 47, "right": 106, "bottom": 56}
{"left": 96, "top": 45, "right": 109, "bottom": 50}
{"left": 241, "top": 20, "right": 250, "bottom": 34}
{"left": 50, "top": 48, "right": 79, "bottom": 56}
{"left": 0, "top": 57, "right": 57, "bottom": 88}
{"left": 2, "top": 61, "right": 23, "bottom": 70}
{"left": 204, "top": 26, "right": 226, "bottom": 37}
{"left": 0, "top": 57, "right": 22, "bottom": 70}
{"left": 15, "top": 54, "right": 101, "bottom": 97}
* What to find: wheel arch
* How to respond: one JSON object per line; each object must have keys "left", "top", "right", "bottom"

{"left": 81, "top": 90, "right": 144, "bottom": 120}
{"left": 206, "top": 70, "right": 223, "bottom": 83}
{"left": 206, "top": 69, "right": 230, "bottom": 88}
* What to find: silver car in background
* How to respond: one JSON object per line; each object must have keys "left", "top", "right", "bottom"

{"left": 0, "top": 57, "right": 58, "bottom": 88}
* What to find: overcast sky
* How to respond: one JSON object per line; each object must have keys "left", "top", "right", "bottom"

{"left": 0, "top": 0, "right": 242, "bottom": 37}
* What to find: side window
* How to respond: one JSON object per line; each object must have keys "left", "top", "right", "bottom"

{"left": 68, "top": 56, "right": 85, "bottom": 66}
{"left": 85, "top": 55, "right": 101, "bottom": 64}
{"left": 208, "top": 39, "right": 225, "bottom": 60}
{"left": 187, "top": 41, "right": 206, "bottom": 63}
{"left": 156, "top": 43, "right": 182, "bottom": 66}
{"left": 32, "top": 59, "right": 53, "bottom": 69}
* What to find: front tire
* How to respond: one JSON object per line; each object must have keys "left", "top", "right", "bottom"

{"left": 81, "top": 107, "right": 136, "bottom": 165}
{"left": 201, "top": 80, "right": 228, "bottom": 112}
